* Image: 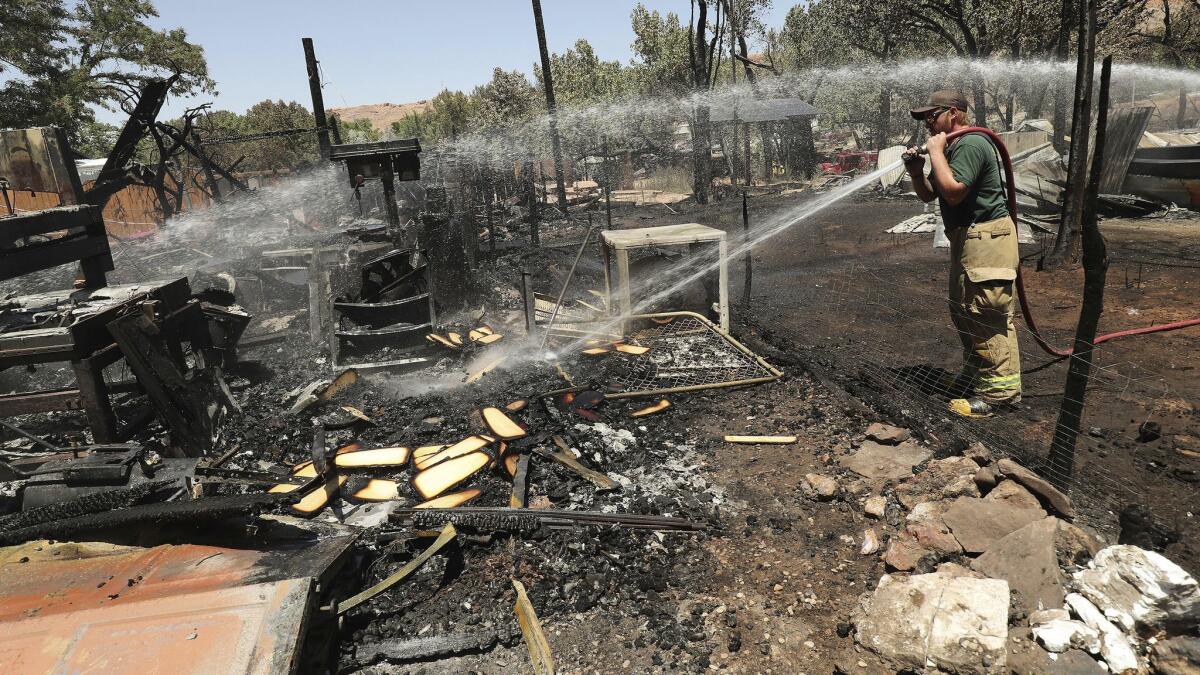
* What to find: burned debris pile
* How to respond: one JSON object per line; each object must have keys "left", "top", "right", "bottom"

{"left": 1, "top": 139, "right": 775, "bottom": 670}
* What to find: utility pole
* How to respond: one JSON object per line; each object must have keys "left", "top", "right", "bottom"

{"left": 531, "top": 0, "right": 568, "bottom": 212}
{"left": 302, "top": 38, "right": 331, "bottom": 159}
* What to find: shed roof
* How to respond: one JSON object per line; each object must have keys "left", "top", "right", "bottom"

{"left": 708, "top": 98, "right": 821, "bottom": 123}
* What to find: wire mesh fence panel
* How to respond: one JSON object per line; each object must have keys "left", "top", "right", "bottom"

{"left": 607, "top": 313, "right": 781, "bottom": 397}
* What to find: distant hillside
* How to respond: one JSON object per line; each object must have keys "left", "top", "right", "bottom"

{"left": 330, "top": 101, "right": 431, "bottom": 130}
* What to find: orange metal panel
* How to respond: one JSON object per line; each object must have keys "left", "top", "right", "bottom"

{"left": 0, "top": 542, "right": 270, "bottom": 622}
{"left": 0, "top": 578, "right": 310, "bottom": 674}
{"left": 0, "top": 540, "right": 341, "bottom": 674}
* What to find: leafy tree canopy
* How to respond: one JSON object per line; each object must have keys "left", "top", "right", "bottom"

{"left": 0, "top": 0, "right": 213, "bottom": 146}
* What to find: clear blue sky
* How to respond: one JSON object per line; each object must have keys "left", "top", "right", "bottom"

{"left": 99, "top": 0, "right": 793, "bottom": 123}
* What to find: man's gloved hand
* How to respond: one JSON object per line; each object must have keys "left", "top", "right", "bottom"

{"left": 902, "top": 146, "right": 925, "bottom": 172}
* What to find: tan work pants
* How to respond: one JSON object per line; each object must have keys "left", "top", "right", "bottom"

{"left": 947, "top": 216, "right": 1022, "bottom": 403}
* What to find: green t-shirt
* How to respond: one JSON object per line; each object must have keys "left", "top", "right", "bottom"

{"left": 936, "top": 132, "right": 1010, "bottom": 229}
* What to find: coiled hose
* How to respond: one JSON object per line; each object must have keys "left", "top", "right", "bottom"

{"left": 942, "top": 126, "right": 1200, "bottom": 358}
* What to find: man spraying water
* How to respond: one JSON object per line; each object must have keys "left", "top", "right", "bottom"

{"left": 903, "top": 90, "right": 1021, "bottom": 418}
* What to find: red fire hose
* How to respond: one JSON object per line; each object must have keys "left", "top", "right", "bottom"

{"left": 941, "top": 126, "right": 1200, "bottom": 358}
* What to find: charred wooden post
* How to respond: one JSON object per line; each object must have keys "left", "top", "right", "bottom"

{"left": 484, "top": 166, "right": 497, "bottom": 257}
{"left": 742, "top": 191, "right": 752, "bottom": 307}
{"left": 602, "top": 139, "right": 614, "bottom": 230}
{"left": 521, "top": 269, "right": 538, "bottom": 335}
{"left": 302, "top": 38, "right": 331, "bottom": 160}
{"left": 1048, "top": 56, "right": 1113, "bottom": 492}
{"left": 524, "top": 161, "right": 540, "bottom": 248}
{"left": 531, "top": 0, "right": 568, "bottom": 212}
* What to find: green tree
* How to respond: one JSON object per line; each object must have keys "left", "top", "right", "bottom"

{"left": 240, "top": 100, "right": 319, "bottom": 171}
{"left": 629, "top": 4, "right": 693, "bottom": 95}
{"left": 471, "top": 68, "right": 539, "bottom": 129}
{"left": 0, "top": 1, "right": 67, "bottom": 76}
{"left": 535, "top": 38, "right": 629, "bottom": 106}
{"left": 0, "top": 0, "right": 212, "bottom": 145}
{"left": 339, "top": 118, "right": 382, "bottom": 143}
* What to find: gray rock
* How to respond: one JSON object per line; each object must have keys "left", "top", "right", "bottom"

{"left": 804, "top": 473, "right": 838, "bottom": 501}
{"left": 1150, "top": 636, "right": 1200, "bottom": 675}
{"left": 984, "top": 480, "right": 1043, "bottom": 511}
{"left": 863, "top": 495, "right": 887, "bottom": 518}
{"left": 854, "top": 572, "right": 1009, "bottom": 674}
{"left": 972, "top": 518, "right": 1067, "bottom": 615}
{"left": 974, "top": 466, "right": 999, "bottom": 492}
{"left": 942, "top": 497, "right": 1046, "bottom": 554}
{"left": 1073, "top": 544, "right": 1200, "bottom": 636}
{"left": 865, "top": 422, "right": 911, "bottom": 444}
{"left": 995, "top": 459, "right": 1075, "bottom": 519}
{"left": 1065, "top": 593, "right": 1140, "bottom": 674}
{"left": 842, "top": 440, "right": 931, "bottom": 481}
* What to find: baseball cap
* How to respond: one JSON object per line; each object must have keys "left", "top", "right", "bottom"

{"left": 910, "top": 89, "right": 970, "bottom": 119}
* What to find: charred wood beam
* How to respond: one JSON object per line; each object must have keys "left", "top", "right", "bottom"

{"left": 392, "top": 507, "right": 705, "bottom": 533}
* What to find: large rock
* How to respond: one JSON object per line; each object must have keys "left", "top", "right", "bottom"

{"left": 1150, "top": 636, "right": 1200, "bottom": 675}
{"left": 1065, "top": 593, "right": 1140, "bottom": 674}
{"left": 972, "top": 517, "right": 1066, "bottom": 615}
{"left": 908, "top": 520, "right": 963, "bottom": 557}
{"left": 1031, "top": 619, "right": 1101, "bottom": 654}
{"left": 843, "top": 440, "right": 931, "bottom": 481}
{"left": 941, "top": 497, "right": 1045, "bottom": 554}
{"left": 984, "top": 480, "right": 1043, "bottom": 511}
{"left": 866, "top": 422, "right": 911, "bottom": 444}
{"left": 995, "top": 459, "right": 1075, "bottom": 519}
{"left": 883, "top": 533, "right": 939, "bottom": 572}
{"left": 1007, "top": 627, "right": 1107, "bottom": 675}
{"left": 1073, "top": 544, "right": 1200, "bottom": 636}
{"left": 963, "top": 442, "right": 992, "bottom": 466}
{"left": 854, "top": 572, "right": 1009, "bottom": 674}
{"left": 942, "top": 474, "right": 981, "bottom": 498}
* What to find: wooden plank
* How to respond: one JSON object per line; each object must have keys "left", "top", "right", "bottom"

{"left": 0, "top": 388, "right": 83, "bottom": 416}
{"left": 0, "top": 205, "right": 102, "bottom": 244}
{"left": 72, "top": 358, "right": 118, "bottom": 442}
{"left": 0, "top": 235, "right": 110, "bottom": 282}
